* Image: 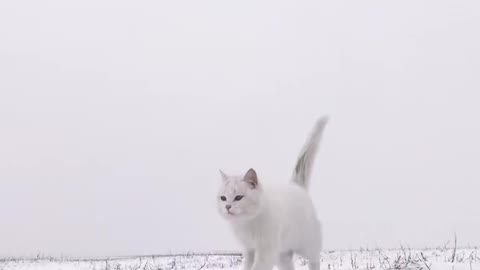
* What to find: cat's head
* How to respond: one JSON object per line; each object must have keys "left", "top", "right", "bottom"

{"left": 216, "top": 168, "right": 264, "bottom": 221}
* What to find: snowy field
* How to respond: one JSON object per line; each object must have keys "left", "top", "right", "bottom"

{"left": 1, "top": 248, "right": 479, "bottom": 270}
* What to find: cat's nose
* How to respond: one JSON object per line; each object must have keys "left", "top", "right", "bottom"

{"left": 225, "top": 205, "right": 232, "bottom": 211}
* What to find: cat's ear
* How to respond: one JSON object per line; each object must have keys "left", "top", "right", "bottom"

{"left": 243, "top": 168, "right": 258, "bottom": 188}
{"left": 219, "top": 169, "right": 228, "bottom": 182}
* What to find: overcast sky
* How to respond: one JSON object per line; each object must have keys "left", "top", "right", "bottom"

{"left": 1, "top": 0, "right": 479, "bottom": 258}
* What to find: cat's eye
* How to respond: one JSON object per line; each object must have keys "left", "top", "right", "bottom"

{"left": 234, "top": 195, "right": 244, "bottom": 201}
{"left": 220, "top": 196, "right": 227, "bottom": 201}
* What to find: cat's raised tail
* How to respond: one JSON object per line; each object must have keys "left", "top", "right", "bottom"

{"left": 291, "top": 116, "right": 329, "bottom": 190}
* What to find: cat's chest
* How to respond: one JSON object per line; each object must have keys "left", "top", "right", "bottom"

{"left": 232, "top": 226, "right": 257, "bottom": 248}
{"left": 231, "top": 220, "right": 277, "bottom": 249}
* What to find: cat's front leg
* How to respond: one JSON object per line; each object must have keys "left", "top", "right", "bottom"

{"left": 242, "top": 250, "right": 255, "bottom": 270}
{"left": 251, "top": 246, "right": 276, "bottom": 270}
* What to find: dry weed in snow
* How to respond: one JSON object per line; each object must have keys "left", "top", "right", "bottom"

{"left": 1, "top": 248, "right": 480, "bottom": 270}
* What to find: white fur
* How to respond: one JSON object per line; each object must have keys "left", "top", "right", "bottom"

{"left": 217, "top": 117, "right": 329, "bottom": 270}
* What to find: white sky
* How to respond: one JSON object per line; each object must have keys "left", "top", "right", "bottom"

{"left": 0, "top": 0, "right": 479, "bottom": 258}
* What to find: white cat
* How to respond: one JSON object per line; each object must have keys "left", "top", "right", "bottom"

{"left": 217, "top": 117, "right": 329, "bottom": 270}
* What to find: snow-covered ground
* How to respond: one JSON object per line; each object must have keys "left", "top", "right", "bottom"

{"left": 1, "top": 248, "right": 479, "bottom": 270}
